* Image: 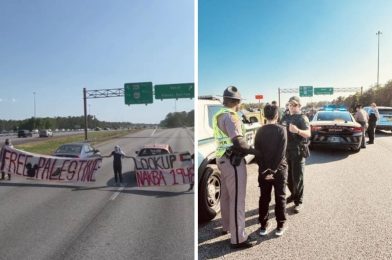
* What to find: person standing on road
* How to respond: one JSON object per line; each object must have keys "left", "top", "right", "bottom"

{"left": 1, "top": 138, "right": 13, "bottom": 180}
{"left": 103, "top": 145, "right": 128, "bottom": 185}
{"left": 255, "top": 104, "right": 288, "bottom": 236}
{"left": 354, "top": 104, "right": 369, "bottom": 148}
{"left": 280, "top": 96, "right": 311, "bottom": 213}
{"left": 213, "top": 86, "right": 260, "bottom": 249}
{"left": 367, "top": 102, "right": 379, "bottom": 145}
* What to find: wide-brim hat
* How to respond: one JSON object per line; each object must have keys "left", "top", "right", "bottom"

{"left": 222, "top": 86, "right": 243, "bottom": 100}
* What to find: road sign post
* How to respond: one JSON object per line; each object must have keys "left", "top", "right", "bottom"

{"left": 124, "top": 82, "right": 153, "bottom": 105}
{"left": 154, "top": 83, "right": 194, "bottom": 100}
{"left": 299, "top": 86, "right": 313, "bottom": 97}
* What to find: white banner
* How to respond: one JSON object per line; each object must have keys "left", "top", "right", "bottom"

{"left": 131, "top": 152, "right": 194, "bottom": 187}
{"left": 0, "top": 146, "right": 102, "bottom": 182}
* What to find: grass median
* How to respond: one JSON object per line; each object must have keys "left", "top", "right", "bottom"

{"left": 15, "top": 130, "right": 139, "bottom": 155}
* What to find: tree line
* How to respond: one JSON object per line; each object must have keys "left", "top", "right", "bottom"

{"left": 330, "top": 80, "right": 392, "bottom": 111}
{"left": 0, "top": 115, "right": 156, "bottom": 132}
{"left": 159, "top": 110, "right": 194, "bottom": 128}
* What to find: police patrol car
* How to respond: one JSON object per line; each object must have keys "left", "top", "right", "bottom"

{"left": 363, "top": 106, "right": 392, "bottom": 132}
{"left": 198, "top": 96, "right": 261, "bottom": 222}
{"left": 309, "top": 106, "right": 363, "bottom": 152}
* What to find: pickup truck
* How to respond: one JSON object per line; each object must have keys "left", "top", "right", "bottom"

{"left": 198, "top": 96, "right": 262, "bottom": 222}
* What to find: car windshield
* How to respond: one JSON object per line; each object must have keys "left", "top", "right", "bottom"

{"left": 207, "top": 105, "right": 224, "bottom": 128}
{"left": 139, "top": 148, "right": 169, "bottom": 156}
{"left": 55, "top": 144, "right": 82, "bottom": 155}
{"left": 315, "top": 111, "right": 353, "bottom": 122}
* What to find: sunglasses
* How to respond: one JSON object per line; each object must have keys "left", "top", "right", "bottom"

{"left": 289, "top": 103, "right": 299, "bottom": 107}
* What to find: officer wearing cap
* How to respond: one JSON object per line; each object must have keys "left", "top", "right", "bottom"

{"left": 213, "top": 86, "right": 260, "bottom": 249}
{"left": 280, "top": 96, "right": 311, "bottom": 213}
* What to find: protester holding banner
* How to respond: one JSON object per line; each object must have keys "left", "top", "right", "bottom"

{"left": 103, "top": 145, "right": 129, "bottom": 185}
{"left": 1, "top": 139, "right": 13, "bottom": 180}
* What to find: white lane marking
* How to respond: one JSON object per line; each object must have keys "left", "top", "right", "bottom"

{"left": 110, "top": 186, "right": 125, "bottom": 201}
{"left": 151, "top": 127, "right": 157, "bottom": 136}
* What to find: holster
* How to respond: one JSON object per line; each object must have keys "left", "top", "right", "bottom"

{"left": 225, "top": 147, "right": 243, "bottom": 167}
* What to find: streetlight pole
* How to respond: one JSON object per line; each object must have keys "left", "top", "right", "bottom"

{"left": 33, "top": 92, "right": 36, "bottom": 118}
{"left": 376, "top": 30, "right": 382, "bottom": 87}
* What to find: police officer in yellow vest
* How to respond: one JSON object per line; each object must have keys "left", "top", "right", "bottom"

{"left": 213, "top": 86, "right": 259, "bottom": 249}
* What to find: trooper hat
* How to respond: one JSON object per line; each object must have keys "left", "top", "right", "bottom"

{"left": 289, "top": 96, "right": 301, "bottom": 106}
{"left": 223, "top": 86, "right": 242, "bottom": 100}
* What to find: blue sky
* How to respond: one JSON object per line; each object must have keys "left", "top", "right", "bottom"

{"left": 0, "top": 0, "right": 194, "bottom": 123}
{"left": 199, "top": 0, "right": 392, "bottom": 106}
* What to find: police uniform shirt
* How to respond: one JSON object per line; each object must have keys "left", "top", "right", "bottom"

{"left": 217, "top": 112, "right": 243, "bottom": 140}
{"left": 283, "top": 114, "right": 310, "bottom": 150}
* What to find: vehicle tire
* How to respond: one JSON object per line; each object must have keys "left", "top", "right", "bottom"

{"left": 198, "top": 164, "right": 221, "bottom": 222}
{"left": 352, "top": 144, "right": 361, "bottom": 153}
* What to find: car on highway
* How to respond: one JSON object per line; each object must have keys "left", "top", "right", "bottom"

{"left": 198, "top": 96, "right": 262, "bottom": 222}
{"left": 39, "top": 129, "right": 53, "bottom": 137}
{"left": 53, "top": 142, "right": 101, "bottom": 159}
{"left": 18, "top": 129, "right": 33, "bottom": 138}
{"left": 309, "top": 107, "right": 363, "bottom": 152}
{"left": 135, "top": 144, "right": 173, "bottom": 156}
{"left": 363, "top": 106, "right": 392, "bottom": 132}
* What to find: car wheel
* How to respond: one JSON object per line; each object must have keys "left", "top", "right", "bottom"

{"left": 198, "top": 164, "right": 221, "bottom": 222}
{"left": 352, "top": 144, "right": 361, "bottom": 153}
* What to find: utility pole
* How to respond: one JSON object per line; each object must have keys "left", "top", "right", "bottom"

{"left": 33, "top": 92, "right": 36, "bottom": 118}
{"left": 376, "top": 30, "right": 382, "bottom": 87}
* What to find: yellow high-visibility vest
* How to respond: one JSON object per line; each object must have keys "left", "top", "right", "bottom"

{"left": 213, "top": 107, "right": 245, "bottom": 158}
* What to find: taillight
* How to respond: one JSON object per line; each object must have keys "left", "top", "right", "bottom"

{"left": 350, "top": 127, "right": 362, "bottom": 133}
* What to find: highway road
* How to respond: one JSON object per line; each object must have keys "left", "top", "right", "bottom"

{"left": 198, "top": 131, "right": 392, "bottom": 260}
{"left": 0, "top": 127, "right": 194, "bottom": 260}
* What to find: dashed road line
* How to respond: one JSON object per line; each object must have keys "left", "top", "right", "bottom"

{"left": 110, "top": 186, "right": 125, "bottom": 200}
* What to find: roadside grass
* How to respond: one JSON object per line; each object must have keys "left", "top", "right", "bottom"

{"left": 15, "top": 130, "right": 139, "bottom": 155}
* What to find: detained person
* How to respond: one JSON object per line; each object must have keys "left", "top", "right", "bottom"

{"left": 254, "top": 104, "right": 288, "bottom": 236}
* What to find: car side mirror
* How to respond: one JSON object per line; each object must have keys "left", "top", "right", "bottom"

{"left": 249, "top": 116, "right": 258, "bottom": 123}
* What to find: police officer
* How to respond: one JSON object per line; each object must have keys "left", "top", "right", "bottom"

{"left": 213, "top": 86, "right": 259, "bottom": 249}
{"left": 280, "top": 96, "right": 311, "bottom": 213}
{"left": 367, "top": 102, "right": 379, "bottom": 144}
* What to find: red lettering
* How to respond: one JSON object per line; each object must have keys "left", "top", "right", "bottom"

{"left": 66, "top": 160, "right": 78, "bottom": 181}
{"left": 170, "top": 169, "right": 179, "bottom": 185}
{"left": 7, "top": 151, "right": 18, "bottom": 173}
{"left": 16, "top": 153, "right": 25, "bottom": 175}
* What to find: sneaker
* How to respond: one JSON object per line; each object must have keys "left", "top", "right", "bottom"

{"left": 286, "top": 196, "right": 294, "bottom": 203}
{"left": 294, "top": 204, "right": 303, "bottom": 213}
{"left": 275, "top": 223, "right": 287, "bottom": 236}
{"left": 230, "top": 238, "right": 254, "bottom": 249}
{"left": 259, "top": 222, "right": 270, "bottom": 236}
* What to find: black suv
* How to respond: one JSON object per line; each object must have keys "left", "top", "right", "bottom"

{"left": 18, "top": 130, "right": 33, "bottom": 138}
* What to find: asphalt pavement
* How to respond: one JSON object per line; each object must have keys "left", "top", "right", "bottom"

{"left": 198, "top": 130, "right": 392, "bottom": 260}
{"left": 0, "top": 127, "right": 194, "bottom": 260}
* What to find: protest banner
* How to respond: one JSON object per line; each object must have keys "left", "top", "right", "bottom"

{"left": 0, "top": 146, "right": 102, "bottom": 182}
{"left": 131, "top": 152, "right": 194, "bottom": 187}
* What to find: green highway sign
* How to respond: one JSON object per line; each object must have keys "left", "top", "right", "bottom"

{"left": 124, "top": 82, "right": 153, "bottom": 105}
{"left": 314, "top": 87, "right": 334, "bottom": 95}
{"left": 155, "top": 83, "right": 194, "bottom": 100}
{"left": 299, "top": 86, "right": 313, "bottom": 97}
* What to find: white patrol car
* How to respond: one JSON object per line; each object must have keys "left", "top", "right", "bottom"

{"left": 198, "top": 96, "right": 261, "bottom": 222}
